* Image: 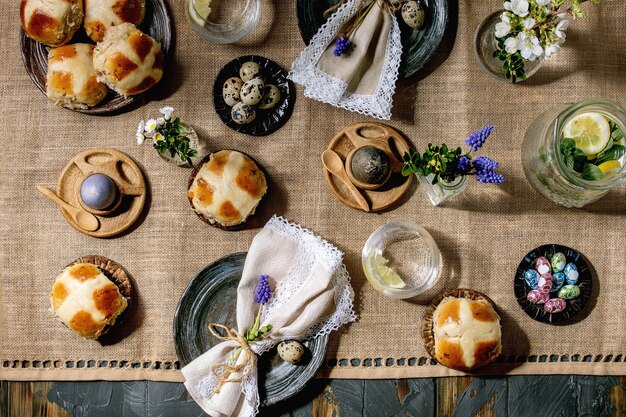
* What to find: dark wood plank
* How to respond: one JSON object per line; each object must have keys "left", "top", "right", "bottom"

{"left": 442, "top": 377, "right": 507, "bottom": 417}
{"left": 363, "top": 379, "right": 435, "bottom": 417}
{"left": 508, "top": 376, "right": 578, "bottom": 417}
{"left": 436, "top": 377, "right": 473, "bottom": 417}
{"left": 0, "top": 381, "right": 8, "bottom": 417}
{"left": 576, "top": 376, "right": 621, "bottom": 417}
{"left": 608, "top": 376, "right": 626, "bottom": 417}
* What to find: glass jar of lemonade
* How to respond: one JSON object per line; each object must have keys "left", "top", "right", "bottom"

{"left": 185, "top": 0, "right": 260, "bottom": 44}
{"left": 522, "top": 99, "right": 626, "bottom": 208}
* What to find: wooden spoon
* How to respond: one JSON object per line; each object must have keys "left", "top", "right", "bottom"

{"left": 36, "top": 185, "right": 100, "bottom": 232}
{"left": 322, "top": 150, "right": 370, "bottom": 212}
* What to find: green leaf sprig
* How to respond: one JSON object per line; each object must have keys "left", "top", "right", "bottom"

{"left": 402, "top": 144, "right": 464, "bottom": 184}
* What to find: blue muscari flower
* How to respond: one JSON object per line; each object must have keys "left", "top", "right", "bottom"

{"left": 465, "top": 125, "right": 494, "bottom": 152}
{"left": 333, "top": 36, "right": 352, "bottom": 57}
{"left": 255, "top": 274, "right": 271, "bottom": 305}
{"left": 473, "top": 156, "right": 499, "bottom": 171}
{"left": 455, "top": 156, "right": 471, "bottom": 174}
{"left": 476, "top": 169, "right": 504, "bottom": 184}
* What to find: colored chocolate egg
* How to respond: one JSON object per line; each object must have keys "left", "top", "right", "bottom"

{"left": 558, "top": 284, "right": 580, "bottom": 300}
{"left": 537, "top": 273, "right": 553, "bottom": 293}
{"left": 563, "top": 263, "right": 579, "bottom": 285}
{"left": 524, "top": 269, "right": 539, "bottom": 289}
{"left": 544, "top": 298, "right": 566, "bottom": 313}
{"left": 527, "top": 289, "right": 549, "bottom": 304}
{"left": 551, "top": 272, "right": 565, "bottom": 293}
{"left": 551, "top": 252, "right": 566, "bottom": 272}
{"left": 80, "top": 174, "right": 118, "bottom": 210}
{"left": 535, "top": 256, "right": 552, "bottom": 275}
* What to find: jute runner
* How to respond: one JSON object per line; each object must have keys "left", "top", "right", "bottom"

{"left": 1, "top": 0, "right": 625, "bottom": 381}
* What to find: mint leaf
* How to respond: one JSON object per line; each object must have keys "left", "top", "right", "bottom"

{"left": 581, "top": 163, "right": 602, "bottom": 181}
{"left": 597, "top": 145, "right": 626, "bottom": 164}
{"left": 564, "top": 155, "right": 574, "bottom": 170}
{"left": 561, "top": 138, "right": 575, "bottom": 154}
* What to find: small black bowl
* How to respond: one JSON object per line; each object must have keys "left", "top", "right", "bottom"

{"left": 212, "top": 55, "right": 295, "bottom": 136}
{"left": 514, "top": 244, "right": 592, "bottom": 325}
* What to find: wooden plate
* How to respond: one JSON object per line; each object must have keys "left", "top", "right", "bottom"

{"left": 514, "top": 244, "right": 592, "bottom": 325}
{"left": 57, "top": 148, "right": 147, "bottom": 238}
{"left": 213, "top": 55, "right": 295, "bottom": 136}
{"left": 296, "top": 0, "right": 448, "bottom": 79}
{"left": 19, "top": 0, "right": 172, "bottom": 115}
{"left": 323, "top": 122, "right": 413, "bottom": 212}
{"left": 173, "top": 252, "right": 329, "bottom": 406}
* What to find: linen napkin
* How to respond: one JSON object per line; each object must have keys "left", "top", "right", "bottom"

{"left": 182, "top": 215, "right": 356, "bottom": 417}
{"left": 289, "top": 0, "right": 402, "bottom": 120}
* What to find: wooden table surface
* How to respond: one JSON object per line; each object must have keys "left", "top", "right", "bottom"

{"left": 1, "top": 376, "right": 624, "bottom": 416}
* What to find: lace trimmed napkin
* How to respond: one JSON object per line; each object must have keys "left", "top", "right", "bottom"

{"left": 182, "top": 216, "right": 356, "bottom": 417}
{"left": 289, "top": 0, "right": 402, "bottom": 120}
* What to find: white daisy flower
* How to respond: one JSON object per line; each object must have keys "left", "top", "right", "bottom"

{"left": 154, "top": 132, "right": 164, "bottom": 142}
{"left": 145, "top": 119, "right": 158, "bottom": 133}
{"left": 137, "top": 120, "right": 145, "bottom": 134}
{"left": 159, "top": 106, "right": 175, "bottom": 120}
{"left": 157, "top": 117, "right": 165, "bottom": 126}
{"left": 136, "top": 132, "right": 145, "bottom": 145}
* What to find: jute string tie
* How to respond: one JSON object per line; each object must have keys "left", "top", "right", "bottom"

{"left": 208, "top": 323, "right": 256, "bottom": 394}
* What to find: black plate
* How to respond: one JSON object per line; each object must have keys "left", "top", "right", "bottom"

{"left": 514, "top": 244, "right": 592, "bottom": 325}
{"left": 173, "top": 252, "right": 328, "bottom": 406}
{"left": 20, "top": 0, "right": 172, "bottom": 115}
{"left": 296, "top": 0, "right": 448, "bottom": 79}
{"left": 212, "top": 55, "right": 295, "bottom": 136}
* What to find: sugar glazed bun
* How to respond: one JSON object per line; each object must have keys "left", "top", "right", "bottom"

{"left": 432, "top": 297, "right": 501, "bottom": 371}
{"left": 84, "top": 0, "right": 145, "bottom": 42}
{"left": 50, "top": 262, "right": 128, "bottom": 339}
{"left": 93, "top": 23, "right": 163, "bottom": 96}
{"left": 188, "top": 150, "right": 267, "bottom": 228}
{"left": 20, "top": 0, "right": 83, "bottom": 47}
{"left": 46, "top": 44, "right": 108, "bottom": 109}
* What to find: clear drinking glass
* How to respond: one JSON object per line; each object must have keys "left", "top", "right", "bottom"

{"left": 521, "top": 99, "right": 626, "bottom": 207}
{"left": 185, "top": 0, "right": 260, "bottom": 44}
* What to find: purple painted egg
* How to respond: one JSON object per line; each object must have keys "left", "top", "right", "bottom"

{"left": 80, "top": 174, "right": 118, "bottom": 210}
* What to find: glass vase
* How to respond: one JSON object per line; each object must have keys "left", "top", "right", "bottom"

{"left": 185, "top": 0, "right": 260, "bottom": 44}
{"left": 521, "top": 99, "right": 626, "bottom": 208}
{"left": 473, "top": 10, "right": 543, "bottom": 83}
{"left": 159, "top": 123, "right": 200, "bottom": 167}
{"left": 418, "top": 174, "right": 468, "bottom": 206}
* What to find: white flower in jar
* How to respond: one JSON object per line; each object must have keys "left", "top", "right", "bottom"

{"left": 145, "top": 119, "right": 158, "bottom": 133}
{"left": 495, "top": 14, "right": 511, "bottom": 38}
{"left": 504, "top": 0, "right": 529, "bottom": 17}
{"left": 517, "top": 32, "right": 543, "bottom": 61}
{"left": 159, "top": 106, "right": 175, "bottom": 121}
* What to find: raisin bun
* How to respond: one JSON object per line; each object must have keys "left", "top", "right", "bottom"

{"left": 92, "top": 23, "right": 163, "bottom": 96}
{"left": 84, "top": 0, "right": 145, "bottom": 42}
{"left": 423, "top": 290, "right": 501, "bottom": 371}
{"left": 46, "top": 44, "right": 108, "bottom": 109}
{"left": 188, "top": 150, "right": 268, "bottom": 229}
{"left": 20, "top": 0, "right": 83, "bottom": 46}
{"left": 50, "top": 257, "right": 131, "bottom": 339}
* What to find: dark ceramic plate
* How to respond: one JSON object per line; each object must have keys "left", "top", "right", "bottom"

{"left": 296, "top": 0, "right": 448, "bottom": 79}
{"left": 20, "top": 0, "right": 172, "bottom": 115}
{"left": 173, "top": 252, "right": 328, "bottom": 406}
{"left": 212, "top": 55, "right": 295, "bottom": 136}
{"left": 514, "top": 244, "right": 592, "bottom": 325}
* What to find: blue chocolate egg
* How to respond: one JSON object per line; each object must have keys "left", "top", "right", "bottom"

{"left": 551, "top": 252, "right": 566, "bottom": 272}
{"left": 563, "top": 263, "right": 579, "bottom": 285}
{"left": 80, "top": 174, "right": 118, "bottom": 210}
{"left": 524, "top": 269, "right": 539, "bottom": 289}
{"left": 551, "top": 272, "right": 565, "bottom": 293}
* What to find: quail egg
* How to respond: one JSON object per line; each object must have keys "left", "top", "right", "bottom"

{"left": 240, "top": 78, "right": 265, "bottom": 106}
{"left": 402, "top": 0, "right": 425, "bottom": 29}
{"left": 222, "top": 77, "right": 243, "bottom": 107}
{"left": 231, "top": 102, "right": 256, "bottom": 125}
{"left": 258, "top": 84, "right": 282, "bottom": 110}
{"left": 239, "top": 61, "right": 263, "bottom": 82}
{"left": 277, "top": 340, "right": 305, "bottom": 364}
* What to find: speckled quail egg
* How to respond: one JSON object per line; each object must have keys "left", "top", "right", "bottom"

{"left": 277, "top": 340, "right": 305, "bottom": 364}
{"left": 240, "top": 78, "right": 265, "bottom": 106}
{"left": 239, "top": 61, "right": 263, "bottom": 82}
{"left": 231, "top": 102, "right": 256, "bottom": 125}
{"left": 402, "top": 0, "right": 425, "bottom": 29}
{"left": 222, "top": 77, "right": 243, "bottom": 107}
{"left": 258, "top": 84, "right": 282, "bottom": 110}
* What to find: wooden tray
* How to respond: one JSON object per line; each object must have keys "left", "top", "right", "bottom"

{"left": 57, "top": 148, "right": 146, "bottom": 238}
{"left": 19, "top": 0, "right": 172, "bottom": 115}
{"left": 323, "top": 122, "right": 413, "bottom": 212}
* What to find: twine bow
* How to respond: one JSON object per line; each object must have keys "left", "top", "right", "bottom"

{"left": 208, "top": 323, "right": 256, "bottom": 394}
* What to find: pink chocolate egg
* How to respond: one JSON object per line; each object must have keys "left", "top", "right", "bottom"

{"left": 544, "top": 298, "right": 566, "bottom": 313}
{"left": 535, "top": 256, "right": 552, "bottom": 275}
{"left": 527, "top": 289, "right": 549, "bottom": 304}
{"left": 538, "top": 273, "right": 553, "bottom": 293}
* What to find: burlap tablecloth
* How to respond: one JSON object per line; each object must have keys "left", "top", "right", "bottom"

{"left": 1, "top": 0, "right": 625, "bottom": 381}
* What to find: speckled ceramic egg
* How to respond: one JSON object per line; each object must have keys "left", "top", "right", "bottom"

{"left": 258, "top": 84, "right": 282, "bottom": 110}
{"left": 551, "top": 252, "right": 566, "bottom": 272}
{"left": 277, "top": 340, "right": 305, "bottom": 364}
{"left": 231, "top": 102, "right": 256, "bottom": 125}
{"left": 240, "top": 78, "right": 265, "bottom": 106}
{"left": 551, "top": 272, "right": 565, "bottom": 293}
{"left": 239, "top": 61, "right": 263, "bottom": 82}
{"left": 80, "top": 174, "right": 118, "bottom": 210}
{"left": 558, "top": 284, "right": 580, "bottom": 300}
{"left": 222, "top": 77, "right": 243, "bottom": 107}
{"left": 563, "top": 263, "right": 579, "bottom": 285}
{"left": 524, "top": 269, "right": 539, "bottom": 289}
{"left": 401, "top": 1, "right": 425, "bottom": 29}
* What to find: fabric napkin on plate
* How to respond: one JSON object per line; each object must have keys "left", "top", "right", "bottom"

{"left": 289, "top": 0, "right": 402, "bottom": 120}
{"left": 182, "top": 215, "right": 356, "bottom": 417}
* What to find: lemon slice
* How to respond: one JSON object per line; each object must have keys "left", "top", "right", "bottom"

{"left": 375, "top": 254, "right": 406, "bottom": 288}
{"left": 597, "top": 160, "right": 622, "bottom": 177}
{"left": 193, "top": 0, "right": 212, "bottom": 20}
{"left": 563, "top": 112, "right": 611, "bottom": 156}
